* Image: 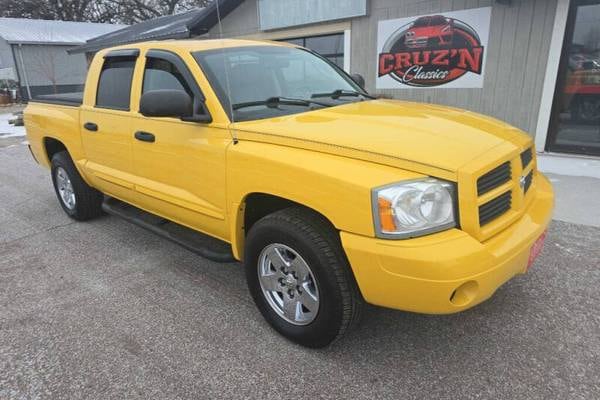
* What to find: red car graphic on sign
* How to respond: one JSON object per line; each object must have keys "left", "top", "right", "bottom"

{"left": 404, "top": 15, "right": 454, "bottom": 48}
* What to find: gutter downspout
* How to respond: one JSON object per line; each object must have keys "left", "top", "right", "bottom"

{"left": 9, "top": 44, "right": 24, "bottom": 101}
{"left": 17, "top": 44, "right": 32, "bottom": 101}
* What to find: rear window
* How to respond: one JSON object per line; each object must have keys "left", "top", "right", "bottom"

{"left": 96, "top": 57, "right": 136, "bottom": 110}
{"left": 412, "top": 17, "right": 430, "bottom": 27}
{"left": 430, "top": 16, "right": 448, "bottom": 25}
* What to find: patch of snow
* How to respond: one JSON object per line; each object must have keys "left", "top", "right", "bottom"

{"left": 0, "top": 113, "right": 26, "bottom": 138}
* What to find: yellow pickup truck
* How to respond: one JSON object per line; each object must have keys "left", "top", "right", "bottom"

{"left": 24, "top": 39, "right": 553, "bottom": 347}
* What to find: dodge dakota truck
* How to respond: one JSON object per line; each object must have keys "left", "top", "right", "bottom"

{"left": 24, "top": 39, "right": 553, "bottom": 348}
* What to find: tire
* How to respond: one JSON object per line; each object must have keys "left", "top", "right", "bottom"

{"left": 245, "top": 207, "right": 363, "bottom": 348}
{"left": 50, "top": 151, "right": 103, "bottom": 221}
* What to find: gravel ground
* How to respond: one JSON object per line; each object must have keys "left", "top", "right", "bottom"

{"left": 1, "top": 144, "right": 599, "bottom": 400}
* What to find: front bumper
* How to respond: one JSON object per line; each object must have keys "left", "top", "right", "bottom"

{"left": 341, "top": 173, "right": 554, "bottom": 314}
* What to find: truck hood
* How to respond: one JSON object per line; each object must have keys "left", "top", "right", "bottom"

{"left": 233, "top": 99, "right": 530, "bottom": 177}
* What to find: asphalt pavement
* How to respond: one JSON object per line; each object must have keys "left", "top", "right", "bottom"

{"left": 1, "top": 144, "right": 599, "bottom": 399}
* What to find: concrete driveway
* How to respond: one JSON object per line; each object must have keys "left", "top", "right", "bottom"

{"left": 1, "top": 144, "right": 599, "bottom": 400}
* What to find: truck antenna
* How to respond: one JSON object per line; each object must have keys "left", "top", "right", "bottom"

{"left": 215, "top": 0, "right": 238, "bottom": 144}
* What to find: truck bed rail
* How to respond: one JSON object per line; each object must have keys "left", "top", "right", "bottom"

{"left": 31, "top": 92, "right": 83, "bottom": 107}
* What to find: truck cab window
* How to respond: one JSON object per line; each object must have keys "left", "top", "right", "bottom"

{"left": 142, "top": 58, "right": 193, "bottom": 98}
{"left": 96, "top": 57, "right": 136, "bottom": 110}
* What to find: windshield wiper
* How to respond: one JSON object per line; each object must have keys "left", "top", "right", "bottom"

{"left": 311, "top": 89, "right": 375, "bottom": 100}
{"left": 232, "top": 96, "right": 330, "bottom": 110}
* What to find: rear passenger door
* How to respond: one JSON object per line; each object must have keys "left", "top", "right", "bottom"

{"left": 81, "top": 50, "right": 138, "bottom": 202}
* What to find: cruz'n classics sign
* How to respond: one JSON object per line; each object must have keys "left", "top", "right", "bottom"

{"left": 376, "top": 7, "right": 491, "bottom": 89}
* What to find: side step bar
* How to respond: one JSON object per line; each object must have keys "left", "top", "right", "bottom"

{"left": 102, "top": 197, "right": 235, "bottom": 263}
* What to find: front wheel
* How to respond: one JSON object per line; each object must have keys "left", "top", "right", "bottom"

{"left": 245, "top": 207, "right": 363, "bottom": 348}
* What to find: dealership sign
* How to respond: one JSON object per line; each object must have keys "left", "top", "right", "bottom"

{"left": 376, "top": 7, "right": 491, "bottom": 89}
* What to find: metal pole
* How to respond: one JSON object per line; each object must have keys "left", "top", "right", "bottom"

{"left": 17, "top": 44, "right": 32, "bottom": 101}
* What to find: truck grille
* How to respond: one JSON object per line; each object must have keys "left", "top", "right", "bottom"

{"left": 405, "top": 37, "right": 428, "bottom": 47}
{"left": 477, "top": 162, "right": 511, "bottom": 195}
{"left": 520, "top": 148, "right": 532, "bottom": 168}
{"left": 460, "top": 145, "right": 536, "bottom": 240}
{"left": 479, "top": 191, "right": 512, "bottom": 226}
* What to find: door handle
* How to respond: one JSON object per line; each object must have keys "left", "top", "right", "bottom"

{"left": 134, "top": 131, "right": 155, "bottom": 143}
{"left": 84, "top": 122, "right": 98, "bottom": 132}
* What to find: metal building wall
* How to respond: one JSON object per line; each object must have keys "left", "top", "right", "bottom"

{"left": 207, "top": 0, "right": 351, "bottom": 41}
{"left": 0, "top": 38, "right": 16, "bottom": 80}
{"left": 13, "top": 44, "right": 87, "bottom": 100}
{"left": 257, "top": 0, "right": 366, "bottom": 30}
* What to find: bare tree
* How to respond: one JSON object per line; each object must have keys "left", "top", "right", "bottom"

{"left": 0, "top": 0, "right": 213, "bottom": 24}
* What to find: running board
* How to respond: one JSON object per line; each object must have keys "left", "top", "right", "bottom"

{"left": 102, "top": 197, "right": 235, "bottom": 263}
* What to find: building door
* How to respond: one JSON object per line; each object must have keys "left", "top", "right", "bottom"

{"left": 547, "top": 0, "right": 600, "bottom": 156}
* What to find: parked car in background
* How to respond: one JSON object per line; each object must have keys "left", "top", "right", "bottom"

{"left": 564, "top": 55, "right": 600, "bottom": 123}
{"left": 405, "top": 15, "right": 454, "bottom": 48}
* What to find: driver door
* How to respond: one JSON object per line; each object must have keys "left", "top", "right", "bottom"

{"left": 130, "top": 50, "right": 230, "bottom": 240}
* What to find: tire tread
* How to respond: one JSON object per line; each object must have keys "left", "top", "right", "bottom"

{"left": 253, "top": 207, "right": 363, "bottom": 345}
{"left": 51, "top": 151, "right": 103, "bottom": 221}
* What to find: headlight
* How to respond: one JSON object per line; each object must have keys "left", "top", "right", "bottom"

{"left": 372, "top": 178, "right": 456, "bottom": 239}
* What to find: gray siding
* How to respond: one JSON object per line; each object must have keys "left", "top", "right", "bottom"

{"left": 207, "top": 0, "right": 351, "bottom": 41}
{"left": 258, "top": 0, "right": 366, "bottom": 30}
{"left": 353, "top": 0, "right": 558, "bottom": 136}
{"left": 0, "top": 37, "right": 16, "bottom": 79}
{"left": 208, "top": 0, "right": 261, "bottom": 37}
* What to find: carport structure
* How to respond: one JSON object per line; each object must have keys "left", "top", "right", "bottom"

{"left": 0, "top": 18, "right": 124, "bottom": 101}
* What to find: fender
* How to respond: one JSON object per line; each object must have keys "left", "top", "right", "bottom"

{"left": 226, "top": 140, "right": 424, "bottom": 259}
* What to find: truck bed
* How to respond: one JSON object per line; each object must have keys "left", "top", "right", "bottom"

{"left": 32, "top": 92, "right": 83, "bottom": 107}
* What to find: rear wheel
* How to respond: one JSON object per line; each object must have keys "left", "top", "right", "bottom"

{"left": 245, "top": 207, "right": 363, "bottom": 348}
{"left": 50, "top": 151, "right": 103, "bottom": 221}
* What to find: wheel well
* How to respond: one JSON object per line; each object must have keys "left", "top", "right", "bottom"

{"left": 43, "top": 137, "right": 67, "bottom": 162}
{"left": 243, "top": 193, "right": 335, "bottom": 237}
{"left": 244, "top": 193, "right": 297, "bottom": 235}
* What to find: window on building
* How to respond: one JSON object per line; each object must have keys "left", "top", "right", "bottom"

{"left": 547, "top": 0, "right": 600, "bottom": 156}
{"left": 142, "top": 57, "right": 193, "bottom": 97}
{"left": 96, "top": 57, "right": 136, "bottom": 110}
{"left": 278, "top": 33, "right": 344, "bottom": 68}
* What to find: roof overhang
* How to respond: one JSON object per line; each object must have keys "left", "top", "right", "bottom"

{"left": 8, "top": 41, "right": 84, "bottom": 46}
{"left": 69, "top": 0, "right": 244, "bottom": 54}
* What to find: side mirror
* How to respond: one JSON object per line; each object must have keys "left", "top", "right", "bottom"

{"left": 140, "top": 89, "right": 193, "bottom": 118}
{"left": 350, "top": 73, "right": 365, "bottom": 89}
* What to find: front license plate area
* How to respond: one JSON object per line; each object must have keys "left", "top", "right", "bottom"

{"left": 527, "top": 230, "right": 547, "bottom": 269}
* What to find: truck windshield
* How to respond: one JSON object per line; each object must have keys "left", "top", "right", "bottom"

{"left": 193, "top": 45, "right": 367, "bottom": 122}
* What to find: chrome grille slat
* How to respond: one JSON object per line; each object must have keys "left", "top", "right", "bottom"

{"left": 477, "top": 162, "right": 511, "bottom": 196}
{"left": 479, "top": 191, "right": 512, "bottom": 226}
